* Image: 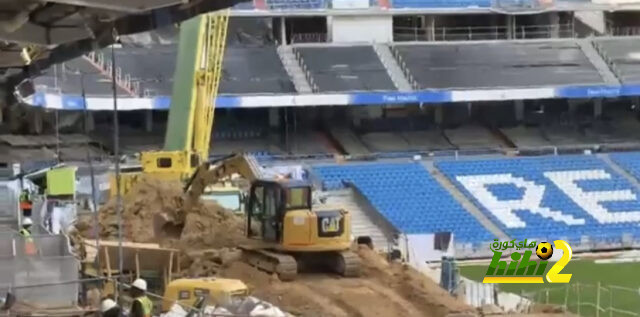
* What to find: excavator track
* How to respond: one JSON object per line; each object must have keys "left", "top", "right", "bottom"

{"left": 240, "top": 247, "right": 298, "bottom": 281}
{"left": 334, "top": 250, "right": 361, "bottom": 277}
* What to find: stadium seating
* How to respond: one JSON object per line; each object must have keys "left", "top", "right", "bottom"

{"left": 313, "top": 163, "right": 495, "bottom": 243}
{"left": 610, "top": 152, "right": 640, "bottom": 181}
{"left": 391, "top": 0, "right": 491, "bottom": 8}
{"left": 436, "top": 155, "right": 640, "bottom": 243}
{"left": 296, "top": 46, "right": 396, "bottom": 92}
{"left": 266, "top": 0, "right": 326, "bottom": 10}
{"left": 394, "top": 42, "right": 605, "bottom": 89}
{"left": 593, "top": 38, "right": 640, "bottom": 84}
{"left": 220, "top": 47, "right": 296, "bottom": 94}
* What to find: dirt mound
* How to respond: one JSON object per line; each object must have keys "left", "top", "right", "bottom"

{"left": 92, "top": 176, "right": 245, "bottom": 249}
{"left": 216, "top": 246, "right": 474, "bottom": 317}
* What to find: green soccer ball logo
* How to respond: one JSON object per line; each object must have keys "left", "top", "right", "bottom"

{"left": 536, "top": 242, "right": 553, "bottom": 260}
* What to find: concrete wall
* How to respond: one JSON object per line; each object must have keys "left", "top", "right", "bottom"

{"left": 329, "top": 15, "right": 393, "bottom": 43}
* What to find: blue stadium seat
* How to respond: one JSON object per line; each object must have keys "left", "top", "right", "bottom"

{"left": 610, "top": 152, "right": 640, "bottom": 181}
{"left": 266, "top": 0, "right": 326, "bottom": 10}
{"left": 392, "top": 0, "right": 491, "bottom": 8}
{"left": 313, "top": 163, "right": 495, "bottom": 243}
{"left": 436, "top": 155, "right": 640, "bottom": 244}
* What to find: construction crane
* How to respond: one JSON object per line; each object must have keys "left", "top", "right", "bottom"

{"left": 140, "top": 11, "right": 229, "bottom": 180}
{"left": 111, "top": 11, "right": 229, "bottom": 195}
{"left": 154, "top": 153, "right": 361, "bottom": 281}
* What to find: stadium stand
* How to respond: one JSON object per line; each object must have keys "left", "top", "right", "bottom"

{"left": 220, "top": 47, "right": 296, "bottom": 94}
{"left": 391, "top": 0, "right": 491, "bottom": 8}
{"left": 266, "top": 0, "right": 327, "bottom": 10}
{"left": 296, "top": 46, "right": 396, "bottom": 92}
{"left": 113, "top": 46, "right": 175, "bottom": 95}
{"left": 593, "top": 38, "right": 640, "bottom": 84}
{"left": 610, "top": 152, "right": 640, "bottom": 181}
{"left": 436, "top": 155, "right": 640, "bottom": 243}
{"left": 34, "top": 58, "right": 130, "bottom": 96}
{"left": 393, "top": 41, "right": 606, "bottom": 89}
{"left": 313, "top": 163, "right": 495, "bottom": 242}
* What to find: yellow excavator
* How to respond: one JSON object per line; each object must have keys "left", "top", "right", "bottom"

{"left": 155, "top": 153, "right": 361, "bottom": 281}
{"left": 113, "top": 12, "right": 361, "bottom": 281}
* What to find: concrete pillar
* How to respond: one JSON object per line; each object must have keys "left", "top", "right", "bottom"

{"left": 549, "top": 12, "right": 560, "bottom": 38}
{"left": 30, "top": 108, "right": 43, "bottom": 134}
{"left": 515, "top": 100, "right": 525, "bottom": 122}
{"left": 85, "top": 111, "right": 95, "bottom": 132}
{"left": 434, "top": 105, "right": 444, "bottom": 125}
{"left": 269, "top": 108, "right": 279, "bottom": 128}
{"left": 144, "top": 110, "right": 153, "bottom": 132}
{"left": 425, "top": 16, "right": 436, "bottom": 41}
{"left": 506, "top": 15, "right": 516, "bottom": 39}
{"left": 594, "top": 99, "right": 603, "bottom": 118}
{"left": 280, "top": 17, "right": 287, "bottom": 44}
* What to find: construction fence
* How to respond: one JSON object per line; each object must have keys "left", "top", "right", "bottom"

{"left": 520, "top": 283, "right": 640, "bottom": 317}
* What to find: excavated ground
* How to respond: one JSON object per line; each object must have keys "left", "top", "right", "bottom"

{"left": 78, "top": 177, "right": 570, "bottom": 317}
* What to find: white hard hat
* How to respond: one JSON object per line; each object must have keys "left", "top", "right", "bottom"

{"left": 22, "top": 218, "right": 33, "bottom": 226}
{"left": 101, "top": 298, "right": 117, "bottom": 312}
{"left": 132, "top": 278, "right": 147, "bottom": 291}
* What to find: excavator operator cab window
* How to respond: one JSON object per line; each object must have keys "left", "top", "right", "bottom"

{"left": 157, "top": 158, "right": 172, "bottom": 168}
{"left": 285, "top": 186, "right": 311, "bottom": 210}
{"left": 247, "top": 185, "right": 264, "bottom": 238}
{"left": 190, "top": 154, "right": 200, "bottom": 168}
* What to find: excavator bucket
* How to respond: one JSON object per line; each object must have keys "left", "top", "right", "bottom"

{"left": 153, "top": 212, "right": 184, "bottom": 240}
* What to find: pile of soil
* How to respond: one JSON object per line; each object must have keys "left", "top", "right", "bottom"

{"left": 88, "top": 176, "right": 245, "bottom": 249}
{"left": 217, "top": 245, "right": 474, "bottom": 317}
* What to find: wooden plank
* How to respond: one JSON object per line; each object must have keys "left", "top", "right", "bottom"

{"left": 135, "top": 250, "right": 140, "bottom": 279}
{"left": 168, "top": 251, "right": 174, "bottom": 282}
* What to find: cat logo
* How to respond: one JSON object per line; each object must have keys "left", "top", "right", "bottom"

{"left": 321, "top": 216, "right": 341, "bottom": 233}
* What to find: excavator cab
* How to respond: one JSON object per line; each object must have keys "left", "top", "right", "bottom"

{"left": 246, "top": 180, "right": 312, "bottom": 243}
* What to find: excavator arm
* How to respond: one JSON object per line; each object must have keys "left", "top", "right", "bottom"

{"left": 183, "top": 154, "right": 262, "bottom": 211}
{"left": 154, "top": 154, "right": 262, "bottom": 239}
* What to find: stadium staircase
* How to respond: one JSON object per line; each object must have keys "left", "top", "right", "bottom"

{"left": 373, "top": 44, "right": 413, "bottom": 92}
{"left": 319, "top": 188, "right": 395, "bottom": 251}
{"left": 327, "top": 127, "right": 371, "bottom": 155}
{"left": 389, "top": 46, "right": 419, "bottom": 90}
{"left": 576, "top": 39, "right": 620, "bottom": 85}
{"left": 597, "top": 154, "right": 640, "bottom": 190}
{"left": 425, "top": 162, "right": 510, "bottom": 241}
{"left": 277, "top": 46, "right": 313, "bottom": 93}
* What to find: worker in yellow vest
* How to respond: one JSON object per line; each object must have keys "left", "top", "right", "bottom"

{"left": 19, "top": 218, "right": 37, "bottom": 255}
{"left": 130, "top": 279, "right": 153, "bottom": 317}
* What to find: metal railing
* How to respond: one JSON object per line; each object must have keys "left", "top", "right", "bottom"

{"left": 390, "top": 46, "right": 418, "bottom": 89}
{"left": 521, "top": 283, "right": 640, "bottom": 317}
{"left": 394, "top": 23, "right": 575, "bottom": 41}
{"left": 293, "top": 48, "right": 319, "bottom": 92}
{"left": 83, "top": 50, "right": 141, "bottom": 97}
{"left": 291, "top": 32, "right": 328, "bottom": 43}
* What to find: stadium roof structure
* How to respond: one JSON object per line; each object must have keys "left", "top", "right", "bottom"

{"left": 0, "top": 0, "right": 245, "bottom": 105}
{"left": 25, "top": 36, "right": 640, "bottom": 110}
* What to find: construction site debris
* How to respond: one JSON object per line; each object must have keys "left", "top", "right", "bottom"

{"left": 216, "top": 246, "right": 474, "bottom": 317}
{"left": 91, "top": 176, "right": 245, "bottom": 249}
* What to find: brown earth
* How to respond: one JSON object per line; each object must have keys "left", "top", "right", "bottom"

{"left": 79, "top": 177, "right": 564, "bottom": 317}
{"left": 83, "top": 176, "right": 245, "bottom": 250}
{"left": 218, "top": 246, "right": 473, "bottom": 317}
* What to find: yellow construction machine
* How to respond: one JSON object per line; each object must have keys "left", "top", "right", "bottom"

{"left": 154, "top": 153, "right": 361, "bottom": 281}
{"left": 110, "top": 10, "right": 229, "bottom": 194}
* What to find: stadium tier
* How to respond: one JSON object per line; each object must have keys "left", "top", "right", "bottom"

{"left": 436, "top": 155, "right": 640, "bottom": 243}
{"left": 313, "top": 163, "right": 495, "bottom": 242}
{"left": 594, "top": 38, "right": 640, "bottom": 84}
{"left": 394, "top": 41, "right": 605, "bottom": 89}
{"left": 296, "top": 46, "right": 396, "bottom": 92}
{"left": 220, "top": 47, "right": 295, "bottom": 94}
{"left": 392, "top": 0, "right": 491, "bottom": 8}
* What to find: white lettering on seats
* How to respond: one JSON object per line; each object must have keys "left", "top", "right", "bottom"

{"left": 457, "top": 174, "right": 585, "bottom": 228}
{"left": 544, "top": 170, "right": 640, "bottom": 224}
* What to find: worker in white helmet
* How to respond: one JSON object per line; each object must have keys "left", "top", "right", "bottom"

{"left": 19, "top": 217, "right": 32, "bottom": 238}
{"left": 100, "top": 298, "right": 120, "bottom": 317}
{"left": 130, "top": 278, "right": 153, "bottom": 317}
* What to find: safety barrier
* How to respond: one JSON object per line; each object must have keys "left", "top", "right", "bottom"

{"left": 394, "top": 23, "right": 575, "bottom": 41}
